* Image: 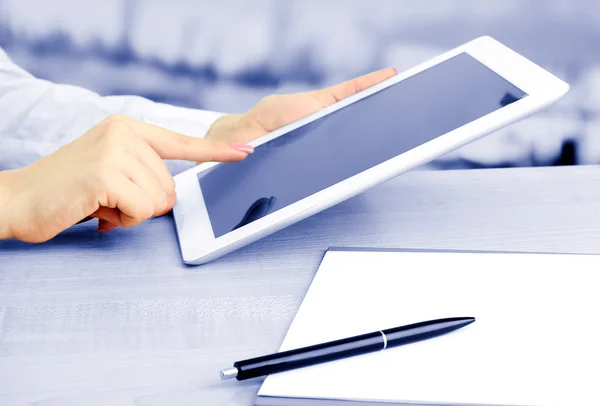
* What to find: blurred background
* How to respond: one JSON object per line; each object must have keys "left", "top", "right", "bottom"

{"left": 1, "top": 0, "right": 599, "bottom": 169}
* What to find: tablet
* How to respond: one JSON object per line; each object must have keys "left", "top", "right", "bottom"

{"left": 172, "top": 36, "right": 569, "bottom": 265}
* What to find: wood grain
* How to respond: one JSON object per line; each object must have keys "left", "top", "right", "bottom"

{"left": 2, "top": 165, "right": 600, "bottom": 405}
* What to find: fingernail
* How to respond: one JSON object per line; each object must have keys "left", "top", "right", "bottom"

{"left": 230, "top": 143, "right": 254, "bottom": 154}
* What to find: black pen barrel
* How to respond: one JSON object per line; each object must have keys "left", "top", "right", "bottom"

{"left": 234, "top": 331, "right": 384, "bottom": 380}
{"left": 229, "top": 317, "right": 475, "bottom": 381}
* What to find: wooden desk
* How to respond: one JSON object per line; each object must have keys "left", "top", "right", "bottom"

{"left": 1, "top": 165, "right": 600, "bottom": 405}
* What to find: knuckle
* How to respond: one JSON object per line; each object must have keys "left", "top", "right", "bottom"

{"left": 159, "top": 193, "right": 169, "bottom": 212}
{"left": 103, "top": 119, "right": 129, "bottom": 138}
{"left": 99, "top": 116, "right": 136, "bottom": 145}
{"left": 175, "top": 133, "right": 191, "bottom": 147}
{"left": 103, "top": 114, "right": 128, "bottom": 124}
{"left": 205, "top": 139, "right": 220, "bottom": 152}
{"left": 351, "top": 79, "right": 362, "bottom": 95}
{"left": 138, "top": 202, "right": 155, "bottom": 219}
{"left": 165, "top": 177, "right": 176, "bottom": 195}
{"left": 122, "top": 205, "right": 152, "bottom": 228}
{"left": 150, "top": 192, "right": 167, "bottom": 212}
{"left": 163, "top": 175, "right": 175, "bottom": 195}
{"left": 88, "top": 165, "right": 117, "bottom": 201}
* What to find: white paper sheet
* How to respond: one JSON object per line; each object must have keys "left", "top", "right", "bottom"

{"left": 257, "top": 249, "right": 600, "bottom": 406}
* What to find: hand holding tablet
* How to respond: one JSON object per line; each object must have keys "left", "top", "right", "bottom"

{"left": 172, "top": 36, "right": 569, "bottom": 265}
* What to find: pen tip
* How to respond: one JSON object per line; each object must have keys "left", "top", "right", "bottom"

{"left": 450, "top": 317, "right": 475, "bottom": 326}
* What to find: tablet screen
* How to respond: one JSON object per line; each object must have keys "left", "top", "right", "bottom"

{"left": 198, "top": 52, "right": 527, "bottom": 238}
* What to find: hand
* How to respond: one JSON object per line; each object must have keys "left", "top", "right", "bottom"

{"left": 205, "top": 68, "right": 397, "bottom": 144}
{"left": 0, "top": 114, "right": 254, "bottom": 242}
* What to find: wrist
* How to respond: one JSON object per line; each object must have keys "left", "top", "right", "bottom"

{"left": 0, "top": 169, "right": 19, "bottom": 240}
{"left": 204, "top": 113, "right": 246, "bottom": 142}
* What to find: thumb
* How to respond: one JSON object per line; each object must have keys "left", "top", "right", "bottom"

{"left": 98, "top": 218, "right": 119, "bottom": 233}
{"left": 92, "top": 207, "right": 122, "bottom": 232}
{"left": 91, "top": 191, "right": 178, "bottom": 232}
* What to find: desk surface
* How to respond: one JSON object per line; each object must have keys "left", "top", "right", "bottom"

{"left": 1, "top": 165, "right": 600, "bottom": 406}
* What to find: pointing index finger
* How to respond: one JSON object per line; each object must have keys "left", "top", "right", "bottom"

{"left": 107, "top": 115, "right": 253, "bottom": 162}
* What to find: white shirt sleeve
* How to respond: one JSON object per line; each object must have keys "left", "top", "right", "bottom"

{"left": 0, "top": 47, "right": 227, "bottom": 174}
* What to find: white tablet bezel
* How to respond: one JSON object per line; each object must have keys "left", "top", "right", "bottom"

{"left": 173, "top": 36, "right": 569, "bottom": 265}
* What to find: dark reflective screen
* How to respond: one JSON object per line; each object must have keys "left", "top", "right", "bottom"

{"left": 199, "top": 53, "right": 527, "bottom": 237}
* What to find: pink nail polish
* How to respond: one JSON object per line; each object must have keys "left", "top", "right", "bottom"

{"left": 230, "top": 143, "right": 254, "bottom": 153}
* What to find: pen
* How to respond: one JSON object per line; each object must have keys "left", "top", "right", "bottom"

{"left": 220, "top": 316, "right": 475, "bottom": 381}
